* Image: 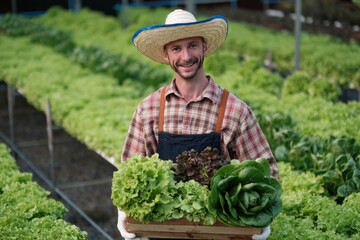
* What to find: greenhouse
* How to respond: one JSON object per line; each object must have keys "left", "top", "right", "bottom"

{"left": 0, "top": 0, "right": 360, "bottom": 239}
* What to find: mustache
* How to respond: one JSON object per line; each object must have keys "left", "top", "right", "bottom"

{"left": 176, "top": 58, "right": 198, "bottom": 67}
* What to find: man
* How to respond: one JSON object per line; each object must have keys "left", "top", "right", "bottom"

{"left": 117, "top": 9, "right": 279, "bottom": 240}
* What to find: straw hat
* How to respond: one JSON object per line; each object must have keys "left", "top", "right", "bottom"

{"left": 132, "top": 9, "right": 228, "bottom": 64}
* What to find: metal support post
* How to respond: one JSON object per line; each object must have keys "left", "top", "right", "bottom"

{"left": 186, "top": 0, "right": 196, "bottom": 16}
{"left": 294, "top": 0, "right": 302, "bottom": 71}
{"left": 264, "top": 50, "right": 276, "bottom": 72}
{"left": 68, "top": 0, "right": 82, "bottom": 12}
{"left": 230, "top": 0, "right": 237, "bottom": 9}
{"left": 12, "top": 0, "right": 17, "bottom": 13}
{"left": 74, "top": 0, "right": 82, "bottom": 12}
{"left": 122, "top": 0, "right": 129, "bottom": 28}
{"left": 46, "top": 99, "right": 56, "bottom": 188}
{"left": 7, "top": 85, "right": 15, "bottom": 146}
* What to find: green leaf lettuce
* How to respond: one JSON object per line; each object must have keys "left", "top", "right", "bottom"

{"left": 207, "top": 158, "right": 282, "bottom": 228}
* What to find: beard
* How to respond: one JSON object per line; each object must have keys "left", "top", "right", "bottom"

{"left": 170, "top": 54, "right": 205, "bottom": 80}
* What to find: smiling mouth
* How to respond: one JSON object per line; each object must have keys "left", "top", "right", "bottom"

{"left": 179, "top": 60, "right": 197, "bottom": 68}
{"left": 182, "top": 63, "right": 194, "bottom": 67}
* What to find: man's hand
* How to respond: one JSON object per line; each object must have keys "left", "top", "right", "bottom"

{"left": 252, "top": 226, "right": 271, "bottom": 240}
{"left": 117, "top": 209, "right": 149, "bottom": 240}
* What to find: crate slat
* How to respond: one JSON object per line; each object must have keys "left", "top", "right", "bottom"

{"left": 127, "top": 217, "right": 261, "bottom": 239}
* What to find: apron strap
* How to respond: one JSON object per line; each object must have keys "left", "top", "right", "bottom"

{"left": 158, "top": 87, "right": 229, "bottom": 133}
{"left": 158, "top": 86, "right": 167, "bottom": 132}
{"left": 215, "top": 89, "right": 229, "bottom": 133}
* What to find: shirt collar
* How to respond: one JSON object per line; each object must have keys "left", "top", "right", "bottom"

{"left": 165, "top": 76, "right": 222, "bottom": 104}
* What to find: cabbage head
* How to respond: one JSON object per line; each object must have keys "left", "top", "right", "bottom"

{"left": 207, "top": 158, "right": 282, "bottom": 228}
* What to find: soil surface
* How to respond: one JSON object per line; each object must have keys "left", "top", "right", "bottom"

{"left": 0, "top": 81, "right": 121, "bottom": 240}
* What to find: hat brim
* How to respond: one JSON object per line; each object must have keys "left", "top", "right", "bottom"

{"left": 132, "top": 15, "right": 228, "bottom": 64}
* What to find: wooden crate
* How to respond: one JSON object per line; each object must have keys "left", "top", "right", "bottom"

{"left": 127, "top": 217, "right": 262, "bottom": 240}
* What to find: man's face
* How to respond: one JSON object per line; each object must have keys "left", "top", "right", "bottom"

{"left": 163, "top": 37, "right": 208, "bottom": 80}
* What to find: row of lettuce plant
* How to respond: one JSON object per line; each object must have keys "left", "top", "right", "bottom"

{"left": 0, "top": 35, "right": 139, "bottom": 162}
{"left": 234, "top": 57, "right": 341, "bottom": 102}
{"left": 273, "top": 162, "right": 360, "bottom": 239}
{"left": 0, "top": 143, "right": 87, "bottom": 239}
{"left": 223, "top": 19, "right": 360, "bottom": 88}
{"left": 1, "top": 27, "right": 360, "bottom": 238}
{"left": 0, "top": 14, "right": 170, "bottom": 96}
{"left": 255, "top": 108, "right": 360, "bottom": 200}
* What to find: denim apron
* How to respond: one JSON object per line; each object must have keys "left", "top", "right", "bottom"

{"left": 150, "top": 86, "right": 229, "bottom": 240}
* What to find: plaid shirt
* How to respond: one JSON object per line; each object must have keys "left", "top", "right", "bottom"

{"left": 121, "top": 76, "right": 279, "bottom": 179}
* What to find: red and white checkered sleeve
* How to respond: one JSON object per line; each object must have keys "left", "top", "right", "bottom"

{"left": 233, "top": 105, "right": 280, "bottom": 180}
{"left": 121, "top": 106, "right": 146, "bottom": 162}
